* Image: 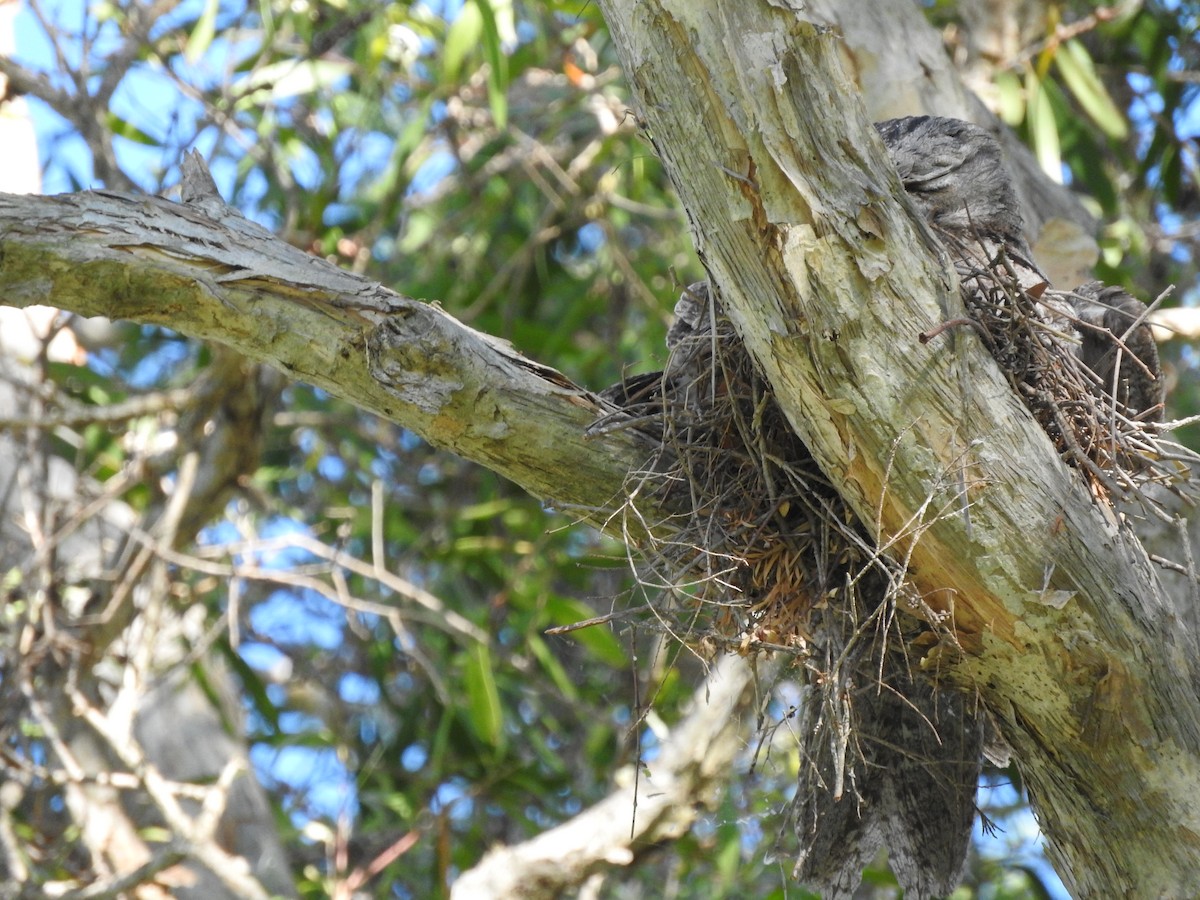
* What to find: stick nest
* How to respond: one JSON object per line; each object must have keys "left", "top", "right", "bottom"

{"left": 592, "top": 256, "right": 1184, "bottom": 659}
{"left": 595, "top": 291, "right": 911, "bottom": 659}
{"left": 590, "top": 266, "right": 1186, "bottom": 882}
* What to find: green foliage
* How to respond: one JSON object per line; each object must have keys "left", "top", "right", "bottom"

{"left": 4, "top": 0, "right": 1197, "bottom": 897}
{"left": 1054, "top": 38, "right": 1128, "bottom": 140}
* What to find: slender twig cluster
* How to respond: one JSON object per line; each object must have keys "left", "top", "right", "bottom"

{"left": 943, "top": 244, "right": 1189, "bottom": 516}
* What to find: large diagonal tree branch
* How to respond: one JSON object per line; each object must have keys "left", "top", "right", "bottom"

{"left": 0, "top": 177, "right": 664, "bottom": 538}
{"left": 598, "top": 0, "right": 1199, "bottom": 895}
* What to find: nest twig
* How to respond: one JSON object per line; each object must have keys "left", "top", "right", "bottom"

{"left": 933, "top": 238, "right": 1189, "bottom": 517}
{"left": 593, "top": 287, "right": 962, "bottom": 838}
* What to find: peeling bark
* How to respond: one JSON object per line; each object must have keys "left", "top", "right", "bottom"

{"left": 597, "top": 1, "right": 1200, "bottom": 895}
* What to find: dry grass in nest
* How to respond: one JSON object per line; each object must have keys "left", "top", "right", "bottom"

{"left": 590, "top": 250, "right": 1192, "bottom": 646}
{"left": 592, "top": 291, "right": 914, "bottom": 662}
{"left": 594, "top": 264, "right": 1178, "bottom": 660}
{"left": 589, "top": 285, "right": 977, "bottom": 845}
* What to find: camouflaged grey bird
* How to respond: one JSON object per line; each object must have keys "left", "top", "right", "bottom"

{"left": 877, "top": 115, "right": 1162, "bottom": 421}
{"left": 600, "top": 115, "right": 1163, "bottom": 900}
{"left": 792, "top": 116, "right": 1162, "bottom": 900}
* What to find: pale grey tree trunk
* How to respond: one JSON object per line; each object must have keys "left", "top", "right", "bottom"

{"left": 597, "top": 1, "right": 1200, "bottom": 896}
